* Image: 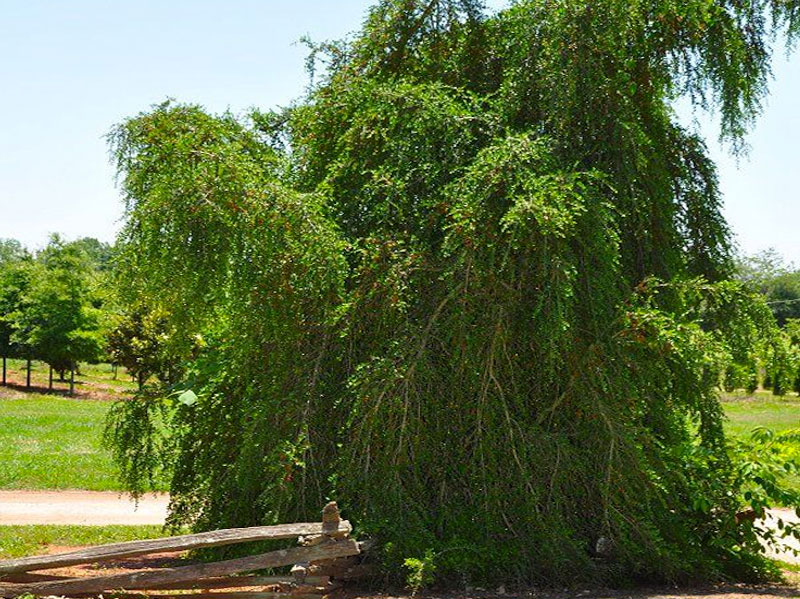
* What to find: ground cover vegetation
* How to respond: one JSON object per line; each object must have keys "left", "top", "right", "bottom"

{"left": 104, "top": 0, "right": 800, "bottom": 588}
{"left": 0, "top": 388, "right": 141, "bottom": 491}
{"left": 0, "top": 525, "right": 164, "bottom": 560}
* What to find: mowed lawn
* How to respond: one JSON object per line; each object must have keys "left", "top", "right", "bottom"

{"left": 722, "top": 390, "right": 800, "bottom": 439}
{"left": 0, "top": 525, "right": 165, "bottom": 559}
{"left": 0, "top": 389, "right": 122, "bottom": 491}
{"left": 0, "top": 380, "right": 798, "bottom": 491}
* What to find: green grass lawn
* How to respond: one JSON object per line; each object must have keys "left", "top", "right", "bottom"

{"left": 2, "top": 358, "right": 138, "bottom": 398}
{"left": 0, "top": 392, "right": 123, "bottom": 490}
{"left": 0, "top": 525, "right": 165, "bottom": 558}
{"left": 721, "top": 390, "right": 800, "bottom": 495}
{"left": 0, "top": 359, "right": 149, "bottom": 491}
{"left": 721, "top": 390, "right": 800, "bottom": 439}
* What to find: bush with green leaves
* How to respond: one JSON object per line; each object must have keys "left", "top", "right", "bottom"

{"left": 106, "top": 0, "right": 800, "bottom": 586}
{"left": 107, "top": 306, "right": 188, "bottom": 389}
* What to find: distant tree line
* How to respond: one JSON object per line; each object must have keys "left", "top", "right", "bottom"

{"left": 0, "top": 235, "right": 186, "bottom": 394}
{"left": 734, "top": 250, "right": 800, "bottom": 395}
{"left": 0, "top": 236, "right": 110, "bottom": 392}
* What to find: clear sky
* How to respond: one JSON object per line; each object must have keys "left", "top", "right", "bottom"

{"left": 1, "top": 1, "right": 798, "bottom": 264}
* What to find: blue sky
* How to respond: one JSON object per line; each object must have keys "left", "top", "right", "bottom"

{"left": 1, "top": 1, "right": 798, "bottom": 264}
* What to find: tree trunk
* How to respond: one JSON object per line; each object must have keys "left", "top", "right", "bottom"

{"left": 69, "top": 364, "right": 75, "bottom": 396}
{"left": 48, "top": 366, "right": 53, "bottom": 391}
{"left": 2, "top": 355, "right": 5, "bottom": 386}
{"left": 26, "top": 358, "right": 31, "bottom": 389}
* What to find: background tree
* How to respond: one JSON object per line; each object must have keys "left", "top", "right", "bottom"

{"left": 11, "top": 237, "right": 104, "bottom": 389}
{"left": 0, "top": 239, "right": 27, "bottom": 267}
{"left": 70, "top": 237, "right": 114, "bottom": 272}
{"left": 107, "top": 0, "right": 800, "bottom": 586}
{"left": 0, "top": 251, "right": 31, "bottom": 384}
{"left": 737, "top": 250, "right": 800, "bottom": 326}
{"left": 787, "top": 319, "right": 800, "bottom": 394}
{"left": 107, "top": 305, "right": 187, "bottom": 390}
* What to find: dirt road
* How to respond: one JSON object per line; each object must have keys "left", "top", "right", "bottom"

{"left": 0, "top": 490, "right": 168, "bottom": 525}
{"left": 0, "top": 491, "right": 797, "bottom": 598}
{"left": 0, "top": 491, "right": 796, "bottom": 563}
{"left": 763, "top": 508, "right": 800, "bottom": 565}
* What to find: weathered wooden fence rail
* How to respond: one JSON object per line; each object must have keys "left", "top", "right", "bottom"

{"left": 0, "top": 502, "right": 370, "bottom": 599}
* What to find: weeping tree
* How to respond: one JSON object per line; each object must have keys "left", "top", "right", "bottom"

{"left": 107, "top": 0, "right": 800, "bottom": 585}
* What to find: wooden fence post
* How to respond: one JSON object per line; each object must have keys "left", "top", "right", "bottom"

{"left": 0, "top": 505, "right": 367, "bottom": 599}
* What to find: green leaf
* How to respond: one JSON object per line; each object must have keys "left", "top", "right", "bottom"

{"left": 177, "top": 389, "right": 198, "bottom": 406}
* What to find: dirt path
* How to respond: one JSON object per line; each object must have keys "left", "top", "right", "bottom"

{"left": 763, "top": 508, "right": 800, "bottom": 565}
{"left": 0, "top": 492, "right": 796, "bottom": 563}
{"left": 0, "top": 492, "right": 796, "bottom": 599}
{"left": 0, "top": 490, "right": 168, "bottom": 525}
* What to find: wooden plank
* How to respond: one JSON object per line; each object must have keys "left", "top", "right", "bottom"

{"left": 0, "top": 572, "right": 70, "bottom": 584}
{"left": 0, "top": 520, "right": 351, "bottom": 575}
{"left": 147, "top": 575, "right": 330, "bottom": 590}
{"left": 96, "top": 592, "right": 321, "bottom": 599}
{"left": 0, "top": 539, "right": 358, "bottom": 598}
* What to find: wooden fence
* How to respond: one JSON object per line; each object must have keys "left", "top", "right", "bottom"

{"left": 0, "top": 502, "right": 372, "bottom": 599}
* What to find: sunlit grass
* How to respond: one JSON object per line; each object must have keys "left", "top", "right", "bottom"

{"left": 721, "top": 390, "right": 800, "bottom": 439}
{"left": 0, "top": 394, "right": 123, "bottom": 490}
{"left": 0, "top": 525, "right": 165, "bottom": 558}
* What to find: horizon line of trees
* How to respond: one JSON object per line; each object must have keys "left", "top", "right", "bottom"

{"left": 0, "top": 235, "right": 186, "bottom": 394}
{"left": 2, "top": 233, "right": 797, "bottom": 397}
{"left": 0, "top": 235, "right": 109, "bottom": 394}
{"left": 733, "top": 250, "right": 800, "bottom": 396}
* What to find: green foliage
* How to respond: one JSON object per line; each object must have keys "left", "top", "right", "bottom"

{"left": 69, "top": 237, "right": 114, "bottom": 272}
{"left": 107, "top": 306, "right": 188, "bottom": 389}
{"left": 106, "top": 0, "right": 800, "bottom": 587}
{"left": 788, "top": 320, "right": 800, "bottom": 394}
{"left": 0, "top": 239, "right": 28, "bottom": 267}
{"left": 737, "top": 250, "right": 800, "bottom": 326}
{"left": 9, "top": 236, "right": 104, "bottom": 375}
{"left": 730, "top": 427, "right": 800, "bottom": 559}
{"left": 404, "top": 548, "right": 437, "bottom": 593}
{"left": 0, "top": 256, "right": 32, "bottom": 359}
{"left": 0, "top": 236, "right": 111, "bottom": 376}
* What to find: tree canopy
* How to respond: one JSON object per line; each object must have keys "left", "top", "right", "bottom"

{"left": 737, "top": 249, "right": 800, "bottom": 326}
{"left": 0, "top": 236, "right": 106, "bottom": 381}
{"left": 107, "top": 0, "right": 800, "bottom": 586}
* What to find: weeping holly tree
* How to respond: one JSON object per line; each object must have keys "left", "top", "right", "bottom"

{"left": 106, "top": 0, "right": 800, "bottom": 586}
